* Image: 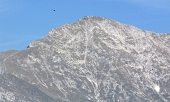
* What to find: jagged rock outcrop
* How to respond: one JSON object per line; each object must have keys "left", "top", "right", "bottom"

{"left": 1, "top": 16, "right": 170, "bottom": 102}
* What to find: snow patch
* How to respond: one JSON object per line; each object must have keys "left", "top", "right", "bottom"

{"left": 154, "top": 84, "right": 160, "bottom": 93}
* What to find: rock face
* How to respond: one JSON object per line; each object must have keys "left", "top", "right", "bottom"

{"left": 1, "top": 16, "right": 170, "bottom": 102}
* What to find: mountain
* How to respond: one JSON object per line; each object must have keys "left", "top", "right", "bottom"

{"left": 0, "top": 16, "right": 170, "bottom": 102}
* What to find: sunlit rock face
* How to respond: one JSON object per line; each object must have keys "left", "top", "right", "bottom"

{"left": 1, "top": 16, "right": 170, "bottom": 102}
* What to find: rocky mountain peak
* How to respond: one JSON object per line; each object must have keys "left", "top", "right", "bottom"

{"left": 29, "top": 16, "right": 146, "bottom": 48}
{"left": 1, "top": 17, "right": 170, "bottom": 102}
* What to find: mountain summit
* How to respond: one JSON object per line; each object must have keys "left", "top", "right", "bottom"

{"left": 1, "top": 16, "right": 170, "bottom": 102}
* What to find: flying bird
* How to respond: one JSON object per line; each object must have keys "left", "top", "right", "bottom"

{"left": 51, "top": 9, "right": 56, "bottom": 11}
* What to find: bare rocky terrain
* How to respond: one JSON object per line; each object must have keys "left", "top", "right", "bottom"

{"left": 0, "top": 16, "right": 170, "bottom": 102}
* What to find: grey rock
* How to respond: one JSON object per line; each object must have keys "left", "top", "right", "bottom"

{"left": 1, "top": 16, "right": 170, "bottom": 102}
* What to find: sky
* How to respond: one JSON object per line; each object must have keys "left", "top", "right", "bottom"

{"left": 0, "top": 0, "right": 170, "bottom": 51}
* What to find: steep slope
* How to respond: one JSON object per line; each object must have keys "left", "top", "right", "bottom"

{"left": 0, "top": 50, "right": 19, "bottom": 74}
{"left": 0, "top": 74, "right": 56, "bottom": 102}
{"left": 158, "top": 33, "right": 170, "bottom": 48}
{"left": 1, "top": 16, "right": 170, "bottom": 102}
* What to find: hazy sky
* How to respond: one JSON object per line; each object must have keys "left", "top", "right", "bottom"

{"left": 0, "top": 0, "right": 170, "bottom": 51}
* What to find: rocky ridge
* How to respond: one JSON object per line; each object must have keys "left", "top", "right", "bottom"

{"left": 0, "top": 16, "right": 170, "bottom": 102}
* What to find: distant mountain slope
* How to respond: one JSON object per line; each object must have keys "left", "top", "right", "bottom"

{"left": 158, "top": 33, "right": 170, "bottom": 48}
{"left": 0, "top": 74, "right": 56, "bottom": 102}
{"left": 1, "top": 16, "right": 170, "bottom": 102}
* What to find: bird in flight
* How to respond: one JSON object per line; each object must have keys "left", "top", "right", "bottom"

{"left": 51, "top": 9, "right": 56, "bottom": 11}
